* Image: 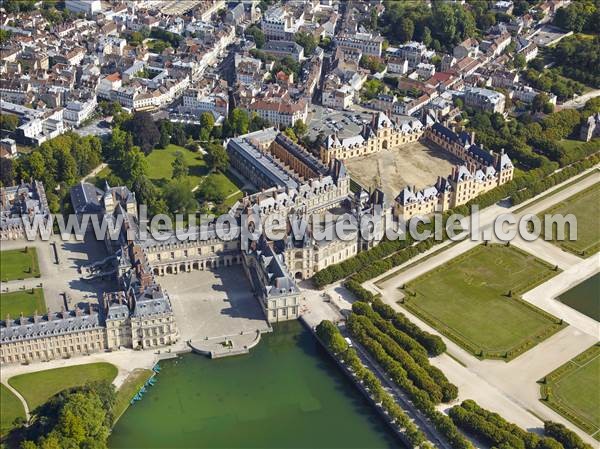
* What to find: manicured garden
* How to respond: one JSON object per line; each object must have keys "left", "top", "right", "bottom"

{"left": 8, "top": 362, "right": 118, "bottom": 410}
{"left": 0, "top": 384, "right": 25, "bottom": 436}
{"left": 401, "top": 244, "right": 565, "bottom": 360}
{"left": 540, "top": 344, "right": 600, "bottom": 440}
{"left": 539, "top": 182, "right": 600, "bottom": 257}
{"left": 0, "top": 288, "right": 45, "bottom": 319}
{"left": 0, "top": 247, "right": 40, "bottom": 282}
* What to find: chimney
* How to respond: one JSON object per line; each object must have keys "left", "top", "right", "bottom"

{"left": 5, "top": 313, "right": 11, "bottom": 327}
{"left": 33, "top": 310, "right": 40, "bottom": 323}
{"left": 470, "top": 130, "right": 475, "bottom": 143}
{"left": 47, "top": 308, "right": 53, "bottom": 321}
{"left": 19, "top": 312, "right": 26, "bottom": 326}
{"left": 75, "top": 308, "right": 82, "bottom": 317}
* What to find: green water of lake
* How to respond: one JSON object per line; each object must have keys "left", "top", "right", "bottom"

{"left": 558, "top": 273, "right": 600, "bottom": 322}
{"left": 109, "top": 321, "right": 399, "bottom": 449}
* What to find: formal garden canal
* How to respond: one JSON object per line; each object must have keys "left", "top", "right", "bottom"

{"left": 109, "top": 320, "right": 399, "bottom": 449}
{"left": 558, "top": 272, "right": 600, "bottom": 322}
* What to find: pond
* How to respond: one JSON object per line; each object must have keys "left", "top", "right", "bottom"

{"left": 109, "top": 320, "right": 399, "bottom": 449}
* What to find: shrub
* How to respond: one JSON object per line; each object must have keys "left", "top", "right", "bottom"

{"left": 544, "top": 421, "right": 593, "bottom": 449}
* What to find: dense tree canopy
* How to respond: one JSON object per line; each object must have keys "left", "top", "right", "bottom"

{"left": 553, "top": 0, "right": 599, "bottom": 33}
{"left": 204, "top": 142, "right": 229, "bottom": 173}
{"left": 551, "top": 36, "right": 600, "bottom": 88}
{"left": 15, "top": 381, "right": 115, "bottom": 449}
{"left": 123, "top": 112, "right": 160, "bottom": 155}
{"left": 246, "top": 25, "right": 265, "bottom": 49}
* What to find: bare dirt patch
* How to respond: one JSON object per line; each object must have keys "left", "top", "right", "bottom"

{"left": 345, "top": 140, "right": 462, "bottom": 199}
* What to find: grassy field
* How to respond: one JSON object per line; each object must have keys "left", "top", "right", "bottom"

{"left": 146, "top": 144, "right": 208, "bottom": 187}
{"left": 0, "top": 247, "right": 40, "bottom": 282}
{"left": 0, "top": 289, "right": 45, "bottom": 319}
{"left": 539, "top": 182, "right": 600, "bottom": 257}
{"left": 541, "top": 344, "right": 600, "bottom": 439}
{"left": 114, "top": 368, "right": 154, "bottom": 422}
{"left": 0, "top": 384, "right": 25, "bottom": 436}
{"left": 8, "top": 362, "right": 118, "bottom": 410}
{"left": 402, "top": 244, "right": 564, "bottom": 360}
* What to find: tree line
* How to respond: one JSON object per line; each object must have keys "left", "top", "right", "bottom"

{"left": 315, "top": 320, "right": 430, "bottom": 448}
{"left": 350, "top": 302, "right": 457, "bottom": 402}
{"left": 449, "top": 400, "right": 592, "bottom": 449}
{"left": 344, "top": 314, "right": 471, "bottom": 449}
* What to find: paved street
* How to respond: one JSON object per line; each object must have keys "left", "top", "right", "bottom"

{"left": 557, "top": 89, "right": 600, "bottom": 110}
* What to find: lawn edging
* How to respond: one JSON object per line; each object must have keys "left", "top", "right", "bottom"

{"left": 538, "top": 343, "right": 600, "bottom": 440}
{"left": 399, "top": 243, "right": 566, "bottom": 361}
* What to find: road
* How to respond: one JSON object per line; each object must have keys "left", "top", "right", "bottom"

{"left": 557, "top": 89, "right": 600, "bottom": 110}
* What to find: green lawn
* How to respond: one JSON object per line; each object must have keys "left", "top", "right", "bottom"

{"left": 541, "top": 344, "right": 600, "bottom": 439}
{"left": 8, "top": 362, "right": 118, "bottom": 411}
{"left": 0, "top": 384, "right": 26, "bottom": 436}
{"left": 559, "top": 139, "right": 585, "bottom": 152}
{"left": 146, "top": 144, "right": 208, "bottom": 188}
{"left": 402, "top": 244, "right": 564, "bottom": 360}
{"left": 539, "top": 182, "right": 600, "bottom": 257}
{"left": 0, "top": 247, "right": 40, "bottom": 282}
{"left": 0, "top": 289, "right": 45, "bottom": 320}
{"left": 114, "top": 368, "right": 154, "bottom": 422}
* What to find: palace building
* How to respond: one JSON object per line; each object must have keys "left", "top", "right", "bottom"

{"left": 394, "top": 123, "right": 514, "bottom": 220}
{"left": 319, "top": 112, "right": 424, "bottom": 164}
{"left": 0, "top": 310, "right": 106, "bottom": 365}
{"left": 0, "top": 180, "right": 49, "bottom": 240}
{"left": 1, "top": 120, "right": 513, "bottom": 363}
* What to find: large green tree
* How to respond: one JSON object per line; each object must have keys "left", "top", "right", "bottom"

{"left": 123, "top": 112, "right": 160, "bottom": 154}
{"left": 172, "top": 151, "right": 188, "bottom": 178}
{"left": 163, "top": 179, "right": 197, "bottom": 215}
{"left": 205, "top": 142, "right": 229, "bottom": 173}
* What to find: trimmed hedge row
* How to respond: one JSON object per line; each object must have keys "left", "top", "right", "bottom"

{"left": 346, "top": 317, "right": 472, "bottom": 449}
{"left": 349, "top": 314, "right": 445, "bottom": 404}
{"left": 511, "top": 154, "right": 600, "bottom": 205}
{"left": 352, "top": 302, "right": 457, "bottom": 402}
{"left": 544, "top": 421, "right": 593, "bottom": 449}
{"left": 352, "top": 301, "right": 428, "bottom": 358}
{"left": 372, "top": 299, "right": 446, "bottom": 356}
{"left": 315, "top": 320, "right": 429, "bottom": 448}
{"left": 449, "top": 400, "right": 570, "bottom": 449}
{"left": 351, "top": 238, "right": 439, "bottom": 285}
